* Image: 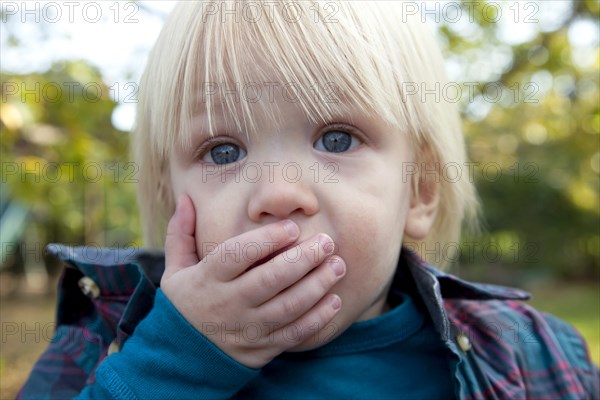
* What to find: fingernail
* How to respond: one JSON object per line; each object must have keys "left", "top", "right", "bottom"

{"left": 330, "top": 295, "right": 341, "bottom": 311}
{"left": 283, "top": 220, "right": 299, "bottom": 238}
{"left": 328, "top": 257, "right": 345, "bottom": 276}
{"left": 319, "top": 234, "right": 335, "bottom": 255}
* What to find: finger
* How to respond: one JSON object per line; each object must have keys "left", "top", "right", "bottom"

{"left": 271, "top": 293, "right": 342, "bottom": 352}
{"left": 164, "top": 195, "right": 199, "bottom": 280}
{"left": 204, "top": 220, "right": 300, "bottom": 282}
{"left": 240, "top": 234, "right": 336, "bottom": 306}
{"left": 257, "top": 255, "right": 345, "bottom": 324}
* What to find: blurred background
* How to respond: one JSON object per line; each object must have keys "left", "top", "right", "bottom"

{"left": 0, "top": 0, "right": 598, "bottom": 397}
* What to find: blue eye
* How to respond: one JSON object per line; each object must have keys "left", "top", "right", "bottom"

{"left": 314, "top": 130, "right": 360, "bottom": 153}
{"left": 203, "top": 143, "right": 247, "bottom": 165}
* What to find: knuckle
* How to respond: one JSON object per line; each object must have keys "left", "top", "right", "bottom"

{"left": 281, "top": 295, "right": 304, "bottom": 316}
{"left": 317, "top": 270, "right": 335, "bottom": 291}
{"left": 300, "top": 263, "right": 335, "bottom": 293}
{"left": 261, "top": 267, "right": 283, "bottom": 289}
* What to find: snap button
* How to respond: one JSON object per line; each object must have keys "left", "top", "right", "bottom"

{"left": 107, "top": 339, "right": 120, "bottom": 355}
{"left": 456, "top": 332, "right": 472, "bottom": 352}
{"left": 78, "top": 276, "right": 100, "bottom": 299}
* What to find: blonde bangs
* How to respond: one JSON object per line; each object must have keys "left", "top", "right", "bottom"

{"left": 134, "top": 1, "right": 479, "bottom": 267}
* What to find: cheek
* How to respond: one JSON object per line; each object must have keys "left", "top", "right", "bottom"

{"left": 337, "top": 206, "right": 403, "bottom": 284}
{"left": 328, "top": 160, "right": 411, "bottom": 309}
{"left": 334, "top": 161, "right": 411, "bottom": 250}
{"left": 180, "top": 170, "right": 247, "bottom": 257}
{"left": 333, "top": 187, "right": 404, "bottom": 261}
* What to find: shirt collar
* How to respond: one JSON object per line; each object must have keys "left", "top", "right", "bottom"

{"left": 393, "top": 247, "right": 530, "bottom": 342}
{"left": 47, "top": 244, "right": 530, "bottom": 342}
{"left": 401, "top": 247, "right": 530, "bottom": 301}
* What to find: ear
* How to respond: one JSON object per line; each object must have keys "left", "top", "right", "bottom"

{"left": 404, "top": 150, "right": 440, "bottom": 240}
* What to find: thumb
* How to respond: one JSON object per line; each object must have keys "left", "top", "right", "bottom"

{"left": 164, "top": 194, "right": 200, "bottom": 280}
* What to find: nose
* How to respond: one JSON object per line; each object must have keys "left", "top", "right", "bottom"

{"left": 247, "top": 165, "right": 320, "bottom": 222}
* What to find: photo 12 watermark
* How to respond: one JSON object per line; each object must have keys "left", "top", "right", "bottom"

{"left": 198, "top": 1, "right": 340, "bottom": 24}
{"left": 199, "top": 320, "right": 339, "bottom": 344}
{"left": 0, "top": 318, "right": 540, "bottom": 346}
{"left": 1, "top": 161, "right": 139, "bottom": 184}
{"left": 399, "top": 1, "right": 539, "bottom": 24}
{"left": 1, "top": 81, "right": 139, "bottom": 104}
{"left": 200, "top": 161, "right": 340, "bottom": 184}
{"left": 403, "top": 240, "right": 541, "bottom": 265}
{"left": 1, "top": 1, "right": 140, "bottom": 24}
{"left": 400, "top": 161, "right": 540, "bottom": 184}
{"left": 401, "top": 81, "right": 539, "bottom": 104}
{"left": 1, "top": 79, "right": 540, "bottom": 106}
{"left": 198, "top": 81, "right": 340, "bottom": 105}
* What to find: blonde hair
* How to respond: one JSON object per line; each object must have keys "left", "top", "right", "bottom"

{"left": 132, "top": 0, "right": 479, "bottom": 268}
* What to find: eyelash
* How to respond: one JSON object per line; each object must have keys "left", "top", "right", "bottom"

{"left": 194, "top": 123, "right": 365, "bottom": 163}
{"left": 193, "top": 135, "right": 243, "bottom": 161}
{"left": 313, "top": 122, "right": 368, "bottom": 151}
{"left": 315, "top": 122, "right": 363, "bottom": 142}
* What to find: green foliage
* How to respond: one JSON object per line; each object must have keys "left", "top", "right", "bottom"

{"left": 446, "top": 0, "right": 599, "bottom": 279}
{"left": 1, "top": 61, "right": 141, "bottom": 251}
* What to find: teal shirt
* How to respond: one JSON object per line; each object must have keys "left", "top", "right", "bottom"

{"left": 239, "top": 291, "right": 454, "bottom": 399}
{"left": 23, "top": 245, "right": 593, "bottom": 399}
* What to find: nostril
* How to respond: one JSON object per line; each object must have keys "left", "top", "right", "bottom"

{"left": 247, "top": 182, "right": 320, "bottom": 222}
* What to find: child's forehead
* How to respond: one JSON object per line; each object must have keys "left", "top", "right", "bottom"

{"left": 185, "top": 68, "right": 374, "bottom": 136}
{"left": 187, "top": 87, "right": 365, "bottom": 138}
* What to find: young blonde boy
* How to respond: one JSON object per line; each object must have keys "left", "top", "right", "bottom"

{"left": 19, "top": 1, "right": 598, "bottom": 399}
